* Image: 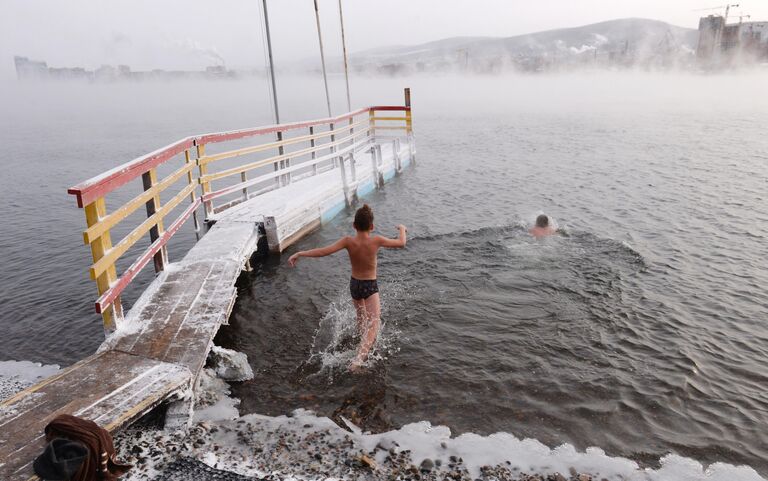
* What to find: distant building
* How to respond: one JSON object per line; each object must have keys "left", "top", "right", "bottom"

{"left": 14, "top": 56, "right": 49, "bottom": 79}
{"left": 696, "top": 16, "right": 725, "bottom": 60}
{"left": 697, "top": 15, "right": 768, "bottom": 65}
{"left": 13, "top": 55, "right": 237, "bottom": 82}
{"left": 741, "top": 22, "right": 768, "bottom": 52}
{"left": 117, "top": 65, "right": 131, "bottom": 78}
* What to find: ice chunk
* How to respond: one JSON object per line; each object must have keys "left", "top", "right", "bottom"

{"left": 207, "top": 346, "right": 254, "bottom": 382}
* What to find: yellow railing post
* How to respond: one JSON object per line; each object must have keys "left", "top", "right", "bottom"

{"left": 141, "top": 168, "right": 167, "bottom": 273}
{"left": 369, "top": 109, "right": 376, "bottom": 139}
{"left": 84, "top": 198, "right": 123, "bottom": 332}
{"left": 404, "top": 87, "right": 412, "bottom": 134}
{"left": 196, "top": 143, "right": 213, "bottom": 218}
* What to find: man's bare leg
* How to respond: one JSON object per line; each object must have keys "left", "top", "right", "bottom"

{"left": 352, "top": 298, "right": 367, "bottom": 332}
{"left": 350, "top": 293, "right": 381, "bottom": 371}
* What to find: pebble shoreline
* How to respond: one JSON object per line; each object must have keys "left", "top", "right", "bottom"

{"left": 115, "top": 419, "right": 607, "bottom": 481}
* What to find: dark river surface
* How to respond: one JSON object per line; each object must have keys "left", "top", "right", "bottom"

{"left": 1, "top": 74, "right": 767, "bottom": 474}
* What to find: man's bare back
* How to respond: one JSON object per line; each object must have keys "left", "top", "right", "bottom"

{"left": 344, "top": 230, "right": 409, "bottom": 279}
{"left": 345, "top": 234, "right": 379, "bottom": 280}
{"left": 287, "top": 204, "right": 407, "bottom": 371}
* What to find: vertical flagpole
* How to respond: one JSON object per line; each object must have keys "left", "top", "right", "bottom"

{"left": 262, "top": 0, "right": 287, "bottom": 184}
{"left": 338, "top": 0, "right": 352, "bottom": 111}
{"left": 314, "top": 0, "right": 333, "bottom": 117}
{"left": 263, "top": 0, "right": 280, "bottom": 124}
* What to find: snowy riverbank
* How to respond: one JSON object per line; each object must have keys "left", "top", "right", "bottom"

{"left": 114, "top": 367, "right": 766, "bottom": 481}
{"left": 114, "top": 405, "right": 767, "bottom": 481}
{"left": 2, "top": 361, "right": 765, "bottom": 481}
{"left": 0, "top": 360, "right": 60, "bottom": 400}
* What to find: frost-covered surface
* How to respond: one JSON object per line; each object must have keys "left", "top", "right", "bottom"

{"left": 116, "top": 408, "right": 767, "bottom": 481}
{"left": 99, "top": 221, "right": 258, "bottom": 354}
{"left": 208, "top": 346, "right": 254, "bottom": 382}
{"left": 0, "top": 360, "right": 60, "bottom": 401}
{"left": 115, "top": 370, "right": 766, "bottom": 481}
{"left": 192, "top": 368, "right": 241, "bottom": 423}
{"left": 98, "top": 266, "right": 172, "bottom": 352}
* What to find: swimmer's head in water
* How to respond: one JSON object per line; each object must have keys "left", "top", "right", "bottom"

{"left": 536, "top": 214, "right": 549, "bottom": 228}
{"left": 354, "top": 204, "right": 374, "bottom": 232}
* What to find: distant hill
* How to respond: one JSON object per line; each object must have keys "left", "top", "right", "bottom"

{"left": 349, "top": 18, "right": 699, "bottom": 74}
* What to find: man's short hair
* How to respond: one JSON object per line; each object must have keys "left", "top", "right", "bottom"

{"left": 536, "top": 214, "right": 549, "bottom": 228}
{"left": 354, "top": 204, "right": 374, "bottom": 231}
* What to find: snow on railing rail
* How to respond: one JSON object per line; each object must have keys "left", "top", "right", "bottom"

{"left": 66, "top": 90, "right": 413, "bottom": 333}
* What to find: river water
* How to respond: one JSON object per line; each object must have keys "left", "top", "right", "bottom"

{"left": 1, "top": 73, "right": 767, "bottom": 475}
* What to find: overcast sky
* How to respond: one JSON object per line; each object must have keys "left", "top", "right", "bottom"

{"left": 3, "top": 0, "right": 768, "bottom": 76}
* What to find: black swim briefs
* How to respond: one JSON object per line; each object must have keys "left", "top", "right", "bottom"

{"left": 349, "top": 277, "right": 379, "bottom": 300}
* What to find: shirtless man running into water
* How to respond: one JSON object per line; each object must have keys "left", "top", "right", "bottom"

{"left": 288, "top": 204, "right": 407, "bottom": 371}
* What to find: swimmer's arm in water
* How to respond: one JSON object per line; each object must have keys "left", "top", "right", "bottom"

{"left": 288, "top": 237, "right": 348, "bottom": 266}
{"left": 376, "top": 224, "right": 407, "bottom": 248}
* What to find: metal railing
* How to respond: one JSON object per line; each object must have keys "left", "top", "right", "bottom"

{"left": 67, "top": 89, "right": 413, "bottom": 331}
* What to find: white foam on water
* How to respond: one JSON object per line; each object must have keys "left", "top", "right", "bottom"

{"left": 308, "top": 297, "right": 360, "bottom": 371}
{"left": 306, "top": 280, "right": 408, "bottom": 375}
{"left": 0, "top": 360, "right": 60, "bottom": 401}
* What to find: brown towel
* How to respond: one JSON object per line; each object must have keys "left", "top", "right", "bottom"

{"left": 44, "top": 414, "right": 131, "bottom": 481}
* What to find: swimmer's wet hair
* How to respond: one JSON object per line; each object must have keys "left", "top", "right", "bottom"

{"left": 536, "top": 214, "right": 549, "bottom": 228}
{"left": 354, "top": 204, "right": 374, "bottom": 231}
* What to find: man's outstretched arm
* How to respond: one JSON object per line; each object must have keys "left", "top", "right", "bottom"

{"left": 289, "top": 237, "right": 347, "bottom": 266}
{"left": 377, "top": 225, "right": 407, "bottom": 248}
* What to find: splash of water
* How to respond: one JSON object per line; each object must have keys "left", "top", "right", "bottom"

{"left": 304, "top": 276, "right": 413, "bottom": 377}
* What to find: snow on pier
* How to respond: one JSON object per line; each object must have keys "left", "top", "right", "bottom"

{"left": 0, "top": 91, "right": 414, "bottom": 481}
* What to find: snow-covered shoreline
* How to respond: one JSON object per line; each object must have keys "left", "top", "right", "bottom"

{"left": 3, "top": 361, "right": 766, "bottom": 481}
{"left": 114, "top": 366, "right": 766, "bottom": 481}
{"left": 0, "top": 360, "right": 60, "bottom": 400}
{"left": 114, "top": 406, "right": 767, "bottom": 481}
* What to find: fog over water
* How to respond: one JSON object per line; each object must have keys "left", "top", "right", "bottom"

{"left": 5, "top": 0, "right": 768, "bottom": 79}
{"left": 1, "top": 72, "right": 768, "bottom": 475}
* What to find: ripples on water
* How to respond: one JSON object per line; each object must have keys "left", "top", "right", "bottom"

{"left": 2, "top": 75, "right": 767, "bottom": 474}
{"left": 220, "top": 103, "right": 768, "bottom": 473}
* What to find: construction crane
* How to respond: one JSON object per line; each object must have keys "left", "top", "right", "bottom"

{"left": 693, "top": 4, "right": 740, "bottom": 23}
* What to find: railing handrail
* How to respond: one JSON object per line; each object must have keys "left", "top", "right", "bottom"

{"left": 65, "top": 94, "right": 413, "bottom": 332}
{"left": 202, "top": 133, "right": 374, "bottom": 204}
{"left": 200, "top": 123, "right": 375, "bottom": 184}
{"left": 67, "top": 137, "right": 195, "bottom": 208}
{"left": 195, "top": 105, "right": 409, "bottom": 145}
{"left": 67, "top": 106, "right": 410, "bottom": 207}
